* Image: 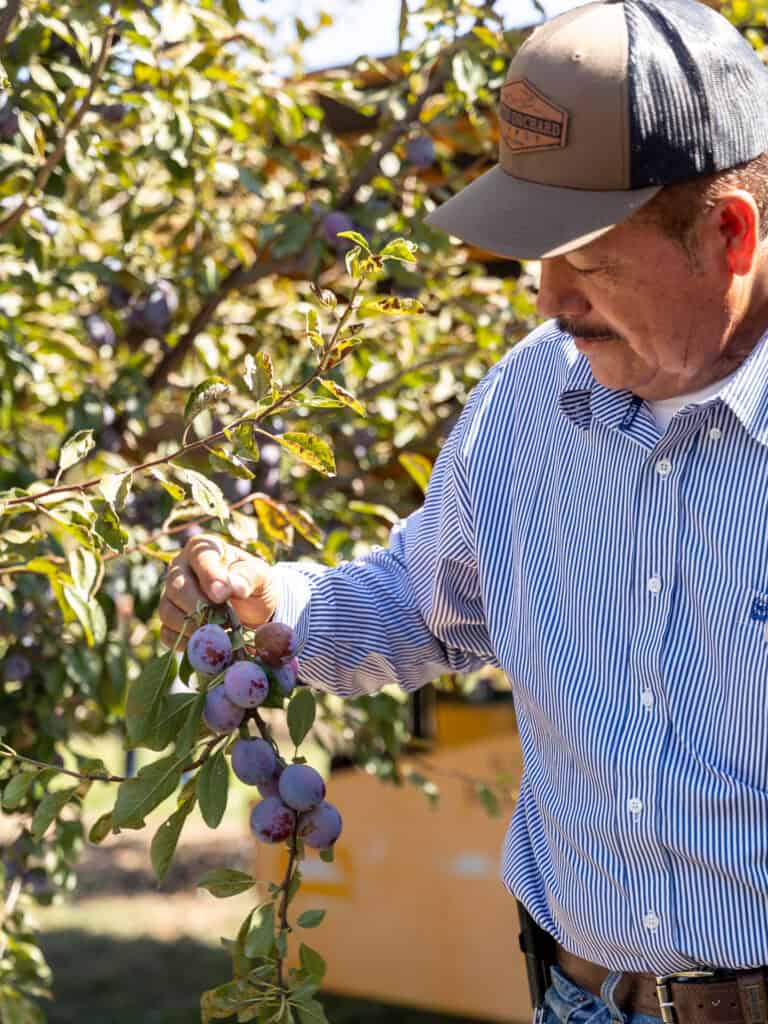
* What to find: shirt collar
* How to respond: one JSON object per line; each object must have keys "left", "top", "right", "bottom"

{"left": 559, "top": 327, "right": 768, "bottom": 447}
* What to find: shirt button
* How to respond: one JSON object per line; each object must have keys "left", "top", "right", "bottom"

{"left": 643, "top": 912, "right": 660, "bottom": 931}
{"left": 648, "top": 576, "right": 663, "bottom": 594}
{"left": 655, "top": 458, "right": 672, "bottom": 477}
{"left": 708, "top": 426, "right": 722, "bottom": 441}
{"left": 627, "top": 798, "right": 643, "bottom": 815}
{"left": 641, "top": 689, "right": 655, "bottom": 709}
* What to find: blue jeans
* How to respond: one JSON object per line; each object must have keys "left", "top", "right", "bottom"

{"left": 539, "top": 965, "right": 662, "bottom": 1024}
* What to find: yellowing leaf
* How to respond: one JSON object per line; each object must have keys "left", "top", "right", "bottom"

{"left": 275, "top": 432, "right": 335, "bottom": 477}
{"left": 398, "top": 452, "right": 433, "bottom": 495}
{"left": 318, "top": 379, "right": 365, "bottom": 417}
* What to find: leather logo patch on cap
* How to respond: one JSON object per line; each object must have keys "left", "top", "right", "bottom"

{"left": 500, "top": 79, "right": 569, "bottom": 154}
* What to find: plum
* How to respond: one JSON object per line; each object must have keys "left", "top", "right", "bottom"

{"left": 223, "top": 661, "right": 269, "bottom": 708}
{"left": 0, "top": 103, "right": 19, "bottom": 140}
{"left": 188, "top": 624, "right": 233, "bottom": 676}
{"left": 3, "top": 653, "right": 31, "bottom": 682}
{"left": 249, "top": 796, "right": 296, "bottom": 844}
{"left": 322, "top": 210, "right": 356, "bottom": 253}
{"left": 84, "top": 314, "right": 116, "bottom": 347}
{"left": 249, "top": 622, "right": 297, "bottom": 668}
{"left": 299, "top": 801, "right": 342, "bottom": 849}
{"left": 278, "top": 763, "right": 325, "bottom": 812}
{"left": 272, "top": 656, "right": 298, "bottom": 697}
{"left": 203, "top": 686, "right": 244, "bottom": 734}
{"left": 406, "top": 135, "right": 435, "bottom": 168}
{"left": 257, "top": 767, "right": 283, "bottom": 799}
{"left": 231, "top": 738, "right": 277, "bottom": 785}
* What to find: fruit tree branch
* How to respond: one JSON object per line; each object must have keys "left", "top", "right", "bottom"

{"left": 0, "top": 3, "right": 118, "bottom": 237}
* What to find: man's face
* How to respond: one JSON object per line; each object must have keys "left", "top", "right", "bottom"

{"left": 536, "top": 214, "right": 745, "bottom": 400}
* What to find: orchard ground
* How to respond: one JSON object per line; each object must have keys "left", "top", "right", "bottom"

{"left": 9, "top": 730, "right": 477, "bottom": 1023}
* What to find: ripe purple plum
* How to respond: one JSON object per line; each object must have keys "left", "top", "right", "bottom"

{"left": 203, "top": 687, "right": 245, "bottom": 734}
{"left": 231, "top": 738, "right": 277, "bottom": 786}
{"left": 278, "top": 763, "right": 325, "bottom": 812}
{"left": 223, "top": 661, "right": 269, "bottom": 708}
{"left": 257, "top": 767, "right": 283, "bottom": 799}
{"left": 249, "top": 796, "right": 296, "bottom": 844}
{"left": 188, "top": 624, "right": 232, "bottom": 676}
{"left": 322, "top": 210, "right": 356, "bottom": 253}
{"left": 406, "top": 135, "right": 435, "bottom": 168}
{"left": 249, "top": 622, "right": 297, "bottom": 668}
{"left": 299, "top": 801, "right": 343, "bottom": 849}
{"left": 273, "top": 656, "right": 298, "bottom": 697}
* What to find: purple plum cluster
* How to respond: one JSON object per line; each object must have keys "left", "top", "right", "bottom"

{"left": 185, "top": 619, "right": 342, "bottom": 853}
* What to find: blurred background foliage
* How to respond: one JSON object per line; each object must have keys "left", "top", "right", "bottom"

{"left": 0, "top": 0, "right": 764, "bottom": 1020}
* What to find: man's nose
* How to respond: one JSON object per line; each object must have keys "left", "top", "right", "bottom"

{"left": 536, "top": 259, "right": 591, "bottom": 320}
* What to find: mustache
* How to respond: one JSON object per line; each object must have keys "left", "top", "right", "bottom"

{"left": 558, "top": 317, "right": 622, "bottom": 341}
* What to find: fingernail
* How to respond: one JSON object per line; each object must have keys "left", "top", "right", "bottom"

{"left": 210, "top": 581, "right": 229, "bottom": 602}
{"left": 229, "top": 573, "right": 250, "bottom": 598}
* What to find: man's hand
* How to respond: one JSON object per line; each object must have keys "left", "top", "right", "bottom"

{"left": 158, "top": 533, "right": 278, "bottom": 650}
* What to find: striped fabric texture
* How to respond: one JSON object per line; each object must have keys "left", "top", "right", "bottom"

{"left": 274, "top": 319, "right": 768, "bottom": 974}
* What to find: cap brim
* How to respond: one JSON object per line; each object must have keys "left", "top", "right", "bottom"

{"left": 424, "top": 165, "right": 662, "bottom": 260}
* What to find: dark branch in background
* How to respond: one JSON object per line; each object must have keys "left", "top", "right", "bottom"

{"left": 0, "top": 2, "right": 119, "bottom": 237}
{"left": 0, "top": 0, "right": 21, "bottom": 49}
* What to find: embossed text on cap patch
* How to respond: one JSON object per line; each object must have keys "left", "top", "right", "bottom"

{"left": 500, "top": 79, "right": 569, "bottom": 154}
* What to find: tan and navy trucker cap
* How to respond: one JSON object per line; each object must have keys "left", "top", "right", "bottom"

{"left": 424, "top": 0, "right": 768, "bottom": 260}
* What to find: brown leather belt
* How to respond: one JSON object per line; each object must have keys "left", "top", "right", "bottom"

{"left": 555, "top": 945, "right": 768, "bottom": 1024}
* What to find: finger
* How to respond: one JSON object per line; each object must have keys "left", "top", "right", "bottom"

{"left": 160, "top": 625, "right": 188, "bottom": 651}
{"left": 185, "top": 534, "right": 233, "bottom": 604}
{"left": 163, "top": 557, "right": 207, "bottom": 616}
{"left": 157, "top": 595, "right": 195, "bottom": 637}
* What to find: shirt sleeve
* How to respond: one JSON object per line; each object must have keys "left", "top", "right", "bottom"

{"left": 270, "top": 376, "right": 501, "bottom": 696}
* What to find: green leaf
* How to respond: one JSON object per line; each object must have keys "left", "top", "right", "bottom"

{"left": 296, "top": 909, "right": 325, "bottom": 929}
{"left": 88, "top": 811, "right": 115, "bottom": 844}
{"left": 243, "top": 903, "right": 275, "bottom": 957}
{"left": 317, "top": 379, "right": 365, "bottom": 417}
{"left": 151, "top": 468, "right": 186, "bottom": 501}
{"left": 184, "top": 376, "right": 231, "bottom": 422}
{"left": 30, "top": 787, "right": 79, "bottom": 840}
{"left": 125, "top": 652, "right": 177, "bottom": 747}
{"left": 287, "top": 689, "right": 316, "bottom": 749}
{"left": 298, "top": 943, "right": 327, "bottom": 983}
{"left": 196, "top": 867, "right": 257, "bottom": 898}
{"left": 336, "top": 229, "right": 370, "bottom": 252}
{"left": 275, "top": 433, "right": 335, "bottom": 477}
{"left": 93, "top": 501, "right": 129, "bottom": 554}
{"left": 174, "top": 687, "right": 206, "bottom": 758}
{"left": 150, "top": 692, "right": 199, "bottom": 751}
{"left": 58, "top": 429, "right": 96, "bottom": 475}
{"left": 279, "top": 505, "right": 323, "bottom": 550}
{"left": 208, "top": 448, "right": 255, "bottom": 481}
{"left": 379, "top": 238, "right": 418, "bottom": 264}
{"left": 348, "top": 501, "right": 400, "bottom": 526}
{"left": 151, "top": 793, "right": 197, "bottom": 881}
{"left": 112, "top": 753, "right": 185, "bottom": 829}
{"left": 305, "top": 309, "right": 324, "bottom": 354}
{"left": 229, "top": 422, "right": 261, "bottom": 461}
{"left": 62, "top": 586, "right": 107, "bottom": 647}
{"left": 2, "top": 771, "right": 36, "bottom": 810}
{"left": 179, "top": 468, "right": 230, "bottom": 521}
{"left": 398, "top": 452, "right": 433, "bottom": 495}
{"left": 99, "top": 472, "right": 133, "bottom": 509}
{"left": 476, "top": 784, "right": 501, "bottom": 818}
{"left": 294, "top": 998, "right": 330, "bottom": 1024}
{"left": 198, "top": 750, "right": 229, "bottom": 829}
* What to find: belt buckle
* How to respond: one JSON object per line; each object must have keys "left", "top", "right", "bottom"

{"left": 655, "top": 971, "right": 717, "bottom": 1024}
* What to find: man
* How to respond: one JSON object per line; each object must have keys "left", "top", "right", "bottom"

{"left": 159, "top": 2, "right": 768, "bottom": 1021}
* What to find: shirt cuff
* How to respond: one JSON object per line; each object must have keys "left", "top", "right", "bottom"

{"left": 269, "top": 562, "right": 319, "bottom": 654}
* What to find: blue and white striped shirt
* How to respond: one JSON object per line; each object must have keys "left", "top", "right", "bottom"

{"left": 274, "top": 320, "right": 768, "bottom": 974}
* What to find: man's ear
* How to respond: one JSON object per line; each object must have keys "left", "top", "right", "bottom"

{"left": 712, "top": 191, "right": 760, "bottom": 276}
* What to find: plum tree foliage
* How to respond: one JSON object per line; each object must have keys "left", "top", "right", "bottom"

{"left": 0, "top": 0, "right": 757, "bottom": 1020}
